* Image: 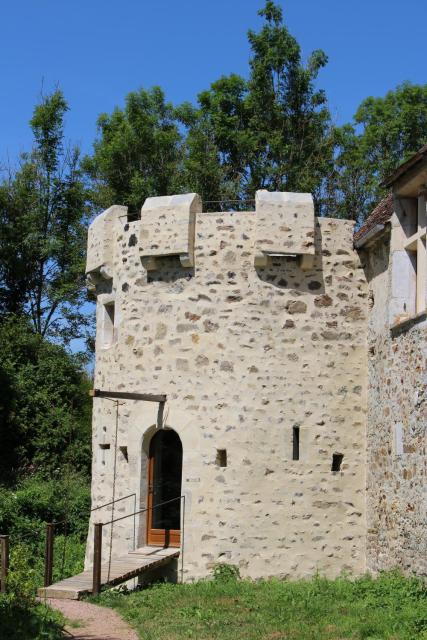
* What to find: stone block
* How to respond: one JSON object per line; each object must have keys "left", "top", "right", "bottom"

{"left": 86, "top": 205, "right": 126, "bottom": 281}
{"left": 254, "top": 190, "right": 315, "bottom": 267}
{"left": 139, "top": 193, "right": 202, "bottom": 270}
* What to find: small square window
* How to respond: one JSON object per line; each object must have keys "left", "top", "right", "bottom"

{"left": 331, "top": 453, "right": 344, "bottom": 472}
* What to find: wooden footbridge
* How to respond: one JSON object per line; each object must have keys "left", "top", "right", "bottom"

{"left": 38, "top": 546, "right": 179, "bottom": 600}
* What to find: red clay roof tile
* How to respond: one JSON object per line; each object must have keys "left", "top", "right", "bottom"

{"left": 353, "top": 193, "right": 393, "bottom": 244}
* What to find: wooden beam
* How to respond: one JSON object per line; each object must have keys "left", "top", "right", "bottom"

{"left": 89, "top": 389, "right": 166, "bottom": 403}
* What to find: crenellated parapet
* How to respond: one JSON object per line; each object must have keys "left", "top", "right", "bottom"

{"left": 85, "top": 189, "right": 317, "bottom": 285}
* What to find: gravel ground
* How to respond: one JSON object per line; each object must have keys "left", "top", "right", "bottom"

{"left": 45, "top": 598, "right": 139, "bottom": 640}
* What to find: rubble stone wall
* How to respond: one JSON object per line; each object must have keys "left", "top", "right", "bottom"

{"left": 85, "top": 202, "right": 368, "bottom": 581}
{"left": 363, "top": 230, "right": 427, "bottom": 576}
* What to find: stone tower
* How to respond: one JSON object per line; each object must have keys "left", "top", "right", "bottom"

{"left": 85, "top": 189, "right": 368, "bottom": 581}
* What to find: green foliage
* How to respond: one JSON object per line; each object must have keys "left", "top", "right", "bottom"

{"left": 0, "top": 90, "right": 92, "bottom": 639}
{"left": 212, "top": 563, "right": 240, "bottom": 582}
{"left": 0, "top": 473, "right": 90, "bottom": 538}
{"left": 6, "top": 535, "right": 86, "bottom": 596}
{"left": 330, "top": 82, "right": 427, "bottom": 221}
{"left": 0, "top": 317, "right": 91, "bottom": 478}
{"left": 85, "top": 2, "right": 333, "bottom": 213}
{"left": 0, "top": 538, "right": 69, "bottom": 637}
{"left": 96, "top": 571, "right": 427, "bottom": 640}
{"left": 83, "top": 5, "right": 427, "bottom": 223}
{"left": 245, "top": 2, "right": 332, "bottom": 201}
{"left": 0, "top": 474, "right": 88, "bottom": 600}
{"left": 83, "top": 86, "right": 184, "bottom": 212}
{"left": 0, "top": 89, "right": 91, "bottom": 344}
{"left": 181, "top": 2, "right": 334, "bottom": 209}
{"left": 0, "top": 593, "right": 64, "bottom": 640}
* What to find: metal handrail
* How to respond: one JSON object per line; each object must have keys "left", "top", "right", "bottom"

{"left": 0, "top": 535, "right": 9, "bottom": 593}
{"left": 91, "top": 492, "right": 136, "bottom": 512}
{"left": 92, "top": 494, "right": 185, "bottom": 594}
{"left": 101, "top": 494, "right": 183, "bottom": 526}
{"left": 41, "top": 494, "right": 138, "bottom": 588}
{"left": 92, "top": 492, "right": 137, "bottom": 552}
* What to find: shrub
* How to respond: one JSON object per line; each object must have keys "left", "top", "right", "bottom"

{"left": 0, "top": 592, "right": 64, "bottom": 639}
{"left": 212, "top": 563, "right": 240, "bottom": 582}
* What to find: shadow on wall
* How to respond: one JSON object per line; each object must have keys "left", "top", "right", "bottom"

{"left": 146, "top": 255, "right": 194, "bottom": 284}
{"left": 255, "top": 221, "right": 325, "bottom": 294}
{"left": 359, "top": 233, "right": 390, "bottom": 285}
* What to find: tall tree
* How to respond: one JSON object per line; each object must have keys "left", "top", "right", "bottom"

{"left": 0, "top": 316, "right": 91, "bottom": 481}
{"left": 245, "top": 1, "right": 333, "bottom": 203}
{"left": 179, "top": 1, "right": 333, "bottom": 209}
{"left": 329, "top": 82, "right": 427, "bottom": 221}
{"left": 0, "top": 91, "right": 89, "bottom": 343}
{"left": 84, "top": 2, "right": 333, "bottom": 212}
{"left": 83, "top": 87, "right": 184, "bottom": 212}
{"left": 177, "top": 75, "right": 250, "bottom": 208}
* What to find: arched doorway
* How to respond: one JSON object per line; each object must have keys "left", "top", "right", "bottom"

{"left": 147, "top": 429, "right": 183, "bottom": 547}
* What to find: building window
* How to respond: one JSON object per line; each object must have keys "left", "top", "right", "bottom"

{"left": 102, "top": 301, "right": 116, "bottom": 347}
{"left": 401, "top": 193, "right": 426, "bottom": 316}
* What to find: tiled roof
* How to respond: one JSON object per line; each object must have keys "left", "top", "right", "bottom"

{"left": 353, "top": 193, "right": 394, "bottom": 244}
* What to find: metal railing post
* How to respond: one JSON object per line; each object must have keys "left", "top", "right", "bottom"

{"left": 0, "top": 535, "right": 9, "bottom": 593}
{"left": 44, "top": 523, "right": 55, "bottom": 587}
{"left": 181, "top": 495, "right": 185, "bottom": 584}
{"left": 92, "top": 522, "right": 103, "bottom": 595}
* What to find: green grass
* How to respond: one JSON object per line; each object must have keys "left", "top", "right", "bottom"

{"left": 95, "top": 570, "right": 427, "bottom": 640}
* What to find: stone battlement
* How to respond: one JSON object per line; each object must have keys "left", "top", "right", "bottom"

{"left": 86, "top": 190, "right": 317, "bottom": 285}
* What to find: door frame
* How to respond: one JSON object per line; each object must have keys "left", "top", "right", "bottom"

{"left": 146, "top": 429, "right": 181, "bottom": 547}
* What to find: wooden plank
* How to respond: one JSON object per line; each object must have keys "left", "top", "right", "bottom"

{"left": 90, "top": 389, "right": 166, "bottom": 403}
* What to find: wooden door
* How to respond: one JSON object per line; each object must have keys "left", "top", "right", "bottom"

{"left": 147, "top": 429, "right": 182, "bottom": 547}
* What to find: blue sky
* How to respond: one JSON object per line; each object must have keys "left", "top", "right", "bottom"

{"left": 1, "top": 0, "right": 426, "bottom": 163}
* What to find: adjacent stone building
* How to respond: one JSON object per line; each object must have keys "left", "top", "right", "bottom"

{"left": 85, "top": 150, "right": 426, "bottom": 582}
{"left": 356, "top": 146, "right": 427, "bottom": 577}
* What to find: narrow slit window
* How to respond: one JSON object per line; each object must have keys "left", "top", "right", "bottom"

{"left": 331, "top": 453, "right": 344, "bottom": 472}
{"left": 103, "top": 302, "right": 116, "bottom": 347}
{"left": 292, "top": 426, "right": 300, "bottom": 460}
{"left": 216, "top": 449, "right": 227, "bottom": 467}
{"left": 99, "top": 443, "right": 110, "bottom": 466}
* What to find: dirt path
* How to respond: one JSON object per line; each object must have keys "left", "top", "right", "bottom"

{"left": 46, "top": 598, "right": 139, "bottom": 640}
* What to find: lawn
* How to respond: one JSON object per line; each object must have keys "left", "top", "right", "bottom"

{"left": 95, "top": 569, "right": 427, "bottom": 640}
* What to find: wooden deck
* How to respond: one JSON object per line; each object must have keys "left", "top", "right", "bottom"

{"left": 38, "top": 546, "right": 179, "bottom": 600}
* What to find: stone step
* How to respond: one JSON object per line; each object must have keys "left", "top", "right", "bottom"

{"left": 38, "top": 546, "right": 179, "bottom": 600}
